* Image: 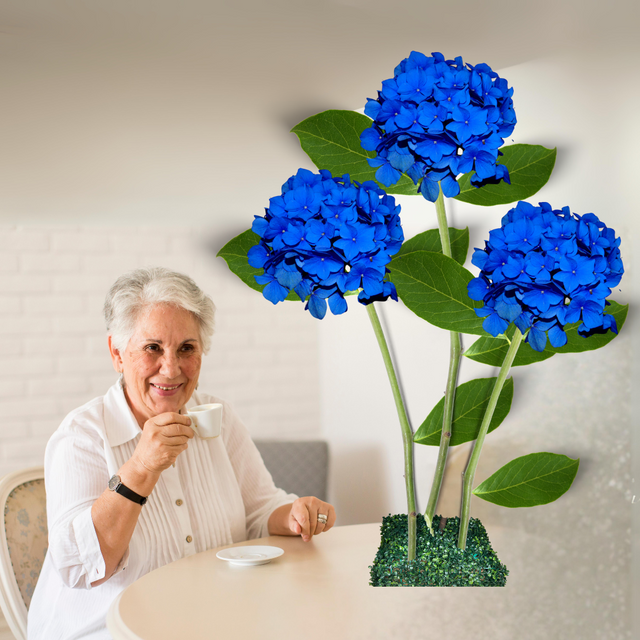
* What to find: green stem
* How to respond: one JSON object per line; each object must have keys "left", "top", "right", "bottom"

{"left": 458, "top": 327, "right": 524, "bottom": 549}
{"left": 424, "top": 331, "right": 461, "bottom": 528}
{"left": 424, "top": 186, "right": 462, "bottom": 532}
{"left": 366, "top": 302, "right": 417, "bottom": 561}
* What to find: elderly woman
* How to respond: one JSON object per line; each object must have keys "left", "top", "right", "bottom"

{"left": 28, "top": 267, "right": 336, "bottom": 640}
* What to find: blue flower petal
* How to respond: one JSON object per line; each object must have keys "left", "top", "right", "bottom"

{"left": 548, "top": 324, "right": 567, "bottom": 348}
{"left": 307, "top": 294, "right": 327, "bottom": 319}
{"left": 294, "top": 279, "right": 311, "bottom": 302}
{"left": 468, "top": 276, "right": 491, "bottom": 301}
{"left": 247, "top": 244, "right": 269, "bottom": 269}
{"left": 375, "top": 162, "right": 402, "bottom": 187}
{"left": 275, "top": 266, "right": 302, "bottom": 290}
{"left": 328, "top": 293, "right": 348, "bottom": 315}
{"left": 263, "top": 280, "right": 289, "bottom": 305}
{"left": 251, "top": 216, "right": 269, "bottom": 237}
{"left": 420, "top": 178, "right": 440, "bottom": 202}
{"left": 483, "top": 312, "right": 509, "bottom": 336}
{"left": 440, "top": 174, "right": 460, "bottom": 198}
{"left": 527, "top": 326, "right": 547, "bottom": 352}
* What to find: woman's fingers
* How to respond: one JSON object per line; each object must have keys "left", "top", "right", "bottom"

{"left": 151, "top": 413, "right": 195, "bottom": 437}
{"left": 289, "top": 501, "right": 310, "bottom": 540}
{"left": 135, "top": 412, "right": 195, "bottom": 473}
{"left": 146, "top": 413, "right": 195, "bottom": 444}
{"left": 290, "top": 498, "right": 336, "bottom": 541}
{"left": 162, "top": 425, "right": 195, "bottom": 444}
{"left": 152, "top": 411, "right": 191, "bottom": 427}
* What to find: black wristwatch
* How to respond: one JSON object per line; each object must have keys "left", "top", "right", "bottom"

{"left": 108, "top": 475, "right": 148, "bottom": 506}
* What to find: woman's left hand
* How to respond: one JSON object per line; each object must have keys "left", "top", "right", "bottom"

{"left": 288, "top": 496, "right": 336, "bottom": 542}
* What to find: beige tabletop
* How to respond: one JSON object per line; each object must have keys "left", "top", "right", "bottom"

{"left": 106, "top": 522, "right": 567, "bottom": 640}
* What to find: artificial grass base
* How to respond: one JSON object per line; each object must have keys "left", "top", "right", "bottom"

{"left": 369, "top": 514, "right": 508, "bottom": 587}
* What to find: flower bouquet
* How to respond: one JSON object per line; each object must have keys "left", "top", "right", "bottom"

{"left": 218, "top": 51, "right": 627, "bottom": 586}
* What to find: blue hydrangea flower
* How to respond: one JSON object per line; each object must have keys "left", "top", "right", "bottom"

{"left": 248, "top": 168, "right": 404, "bottom": 319}
{"left": 468, "top": 201, "right": 623, "bottom": 351}
{"left": 360, "top": 51, "right": 516, "bottom": 202}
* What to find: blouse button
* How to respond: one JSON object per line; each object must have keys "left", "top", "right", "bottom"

{"left": 175, "top": 499, "right": 183, "bottom": 506}
{"left": 186, "top": 535, "right": 193, "bottom": 543}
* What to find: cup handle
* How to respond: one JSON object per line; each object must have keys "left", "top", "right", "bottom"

{"left": 181, "top": 407, "right": 197, "bottom": 429}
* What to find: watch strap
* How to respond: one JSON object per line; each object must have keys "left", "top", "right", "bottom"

{"left": 109, "top": 475, "right": 148, "bottom": 506}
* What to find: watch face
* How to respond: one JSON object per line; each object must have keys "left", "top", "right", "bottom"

{"left": 108, "top": 475, "right": 121, "bottom": 491}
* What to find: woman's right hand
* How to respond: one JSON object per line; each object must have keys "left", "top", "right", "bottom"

{"left": 130, "top": 412, "right": 195, "bottom": 476}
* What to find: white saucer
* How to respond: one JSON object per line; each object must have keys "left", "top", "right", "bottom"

{"left": 216, "top": 545, "right": 284, "bottom": 566}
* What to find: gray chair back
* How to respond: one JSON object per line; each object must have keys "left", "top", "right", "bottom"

{"left": 254, "top": 440, "right": 328, "bottom": 502}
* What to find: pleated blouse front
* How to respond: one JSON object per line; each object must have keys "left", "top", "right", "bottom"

{"left": 28, "top": 382, "right": 297, "bottom": 640}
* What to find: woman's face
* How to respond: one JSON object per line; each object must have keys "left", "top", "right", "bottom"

{"left": 109, "top": 304, "right": 203, "bottom": 427}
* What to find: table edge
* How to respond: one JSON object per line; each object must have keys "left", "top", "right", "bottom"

{"left": 107, "top": 590, "right": 143, "bottom": 640}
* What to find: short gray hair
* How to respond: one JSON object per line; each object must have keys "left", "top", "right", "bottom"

{"left": 104, "top": 267, "right": 216, "bottom": 354}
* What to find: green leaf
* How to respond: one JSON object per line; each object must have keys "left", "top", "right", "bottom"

{"left": 216, "top": 229, "right": 299, "bottom": 301}
{"left": 454, "top": 144, "right": 557, "bottom": 207}
{"left": 464, "top": 300, "right": 628, "bottom": 366}
{"left": 395, "top": 227, "right": 469, "bottom": 266}
{"left": 551, "top": 301, "right": 628, "bottom": 354}
{"left": 217, "top": 229, "right": 264, "bottom": 294}
{"left": 291, "top": 110, "right": 417, "bottom": 195}
{"left": 388, "top": 250, "right": 486, "bottom": 334}
{"left": 464, "top": 334, "right": 555, "bottom": 367}
{"left": 473, "top": 452, "right": 579, "bottom": 508}
{"left": 414, "top": 377, "right": 514, "bottom": 446}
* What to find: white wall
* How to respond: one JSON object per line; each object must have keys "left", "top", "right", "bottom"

{"left": 0, "top": 225, "right": 321, "bottom": 476}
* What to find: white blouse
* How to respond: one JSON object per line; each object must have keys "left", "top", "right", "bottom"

{"left": 28, "top": 381, "right": 297, "bottom": 640}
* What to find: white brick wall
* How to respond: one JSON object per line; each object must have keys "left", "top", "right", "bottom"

{"left": 0, "top": 225, "right": 321, "bottom": 476}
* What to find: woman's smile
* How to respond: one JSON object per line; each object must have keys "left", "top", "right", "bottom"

{"left": 150, "top": 382, "right": 184, "bottom": 396}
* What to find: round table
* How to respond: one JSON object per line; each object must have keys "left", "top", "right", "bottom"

{"left": 106, "top": 522, "right": 541, "bottom": 640}
{"left": 109, "top": 523, "right": 389, "bottom": 640}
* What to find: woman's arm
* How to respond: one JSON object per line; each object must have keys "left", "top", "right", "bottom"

{"left": 90, "top": 412, "right": 194, "bottom": 586}
{"left": 89, "top": 458, "right": 159, "bottom": 586}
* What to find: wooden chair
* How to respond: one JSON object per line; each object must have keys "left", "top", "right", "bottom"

{"left": 0, "top": 467, "right": 47, "bottom": 640}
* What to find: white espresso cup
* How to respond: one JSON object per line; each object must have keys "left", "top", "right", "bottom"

{"left": 186, "top": 403, "right": 223, "bottom": 439}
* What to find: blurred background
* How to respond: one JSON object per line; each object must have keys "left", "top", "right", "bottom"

{"left": 0, "top": 0, "right": 638, "bottom": 638}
